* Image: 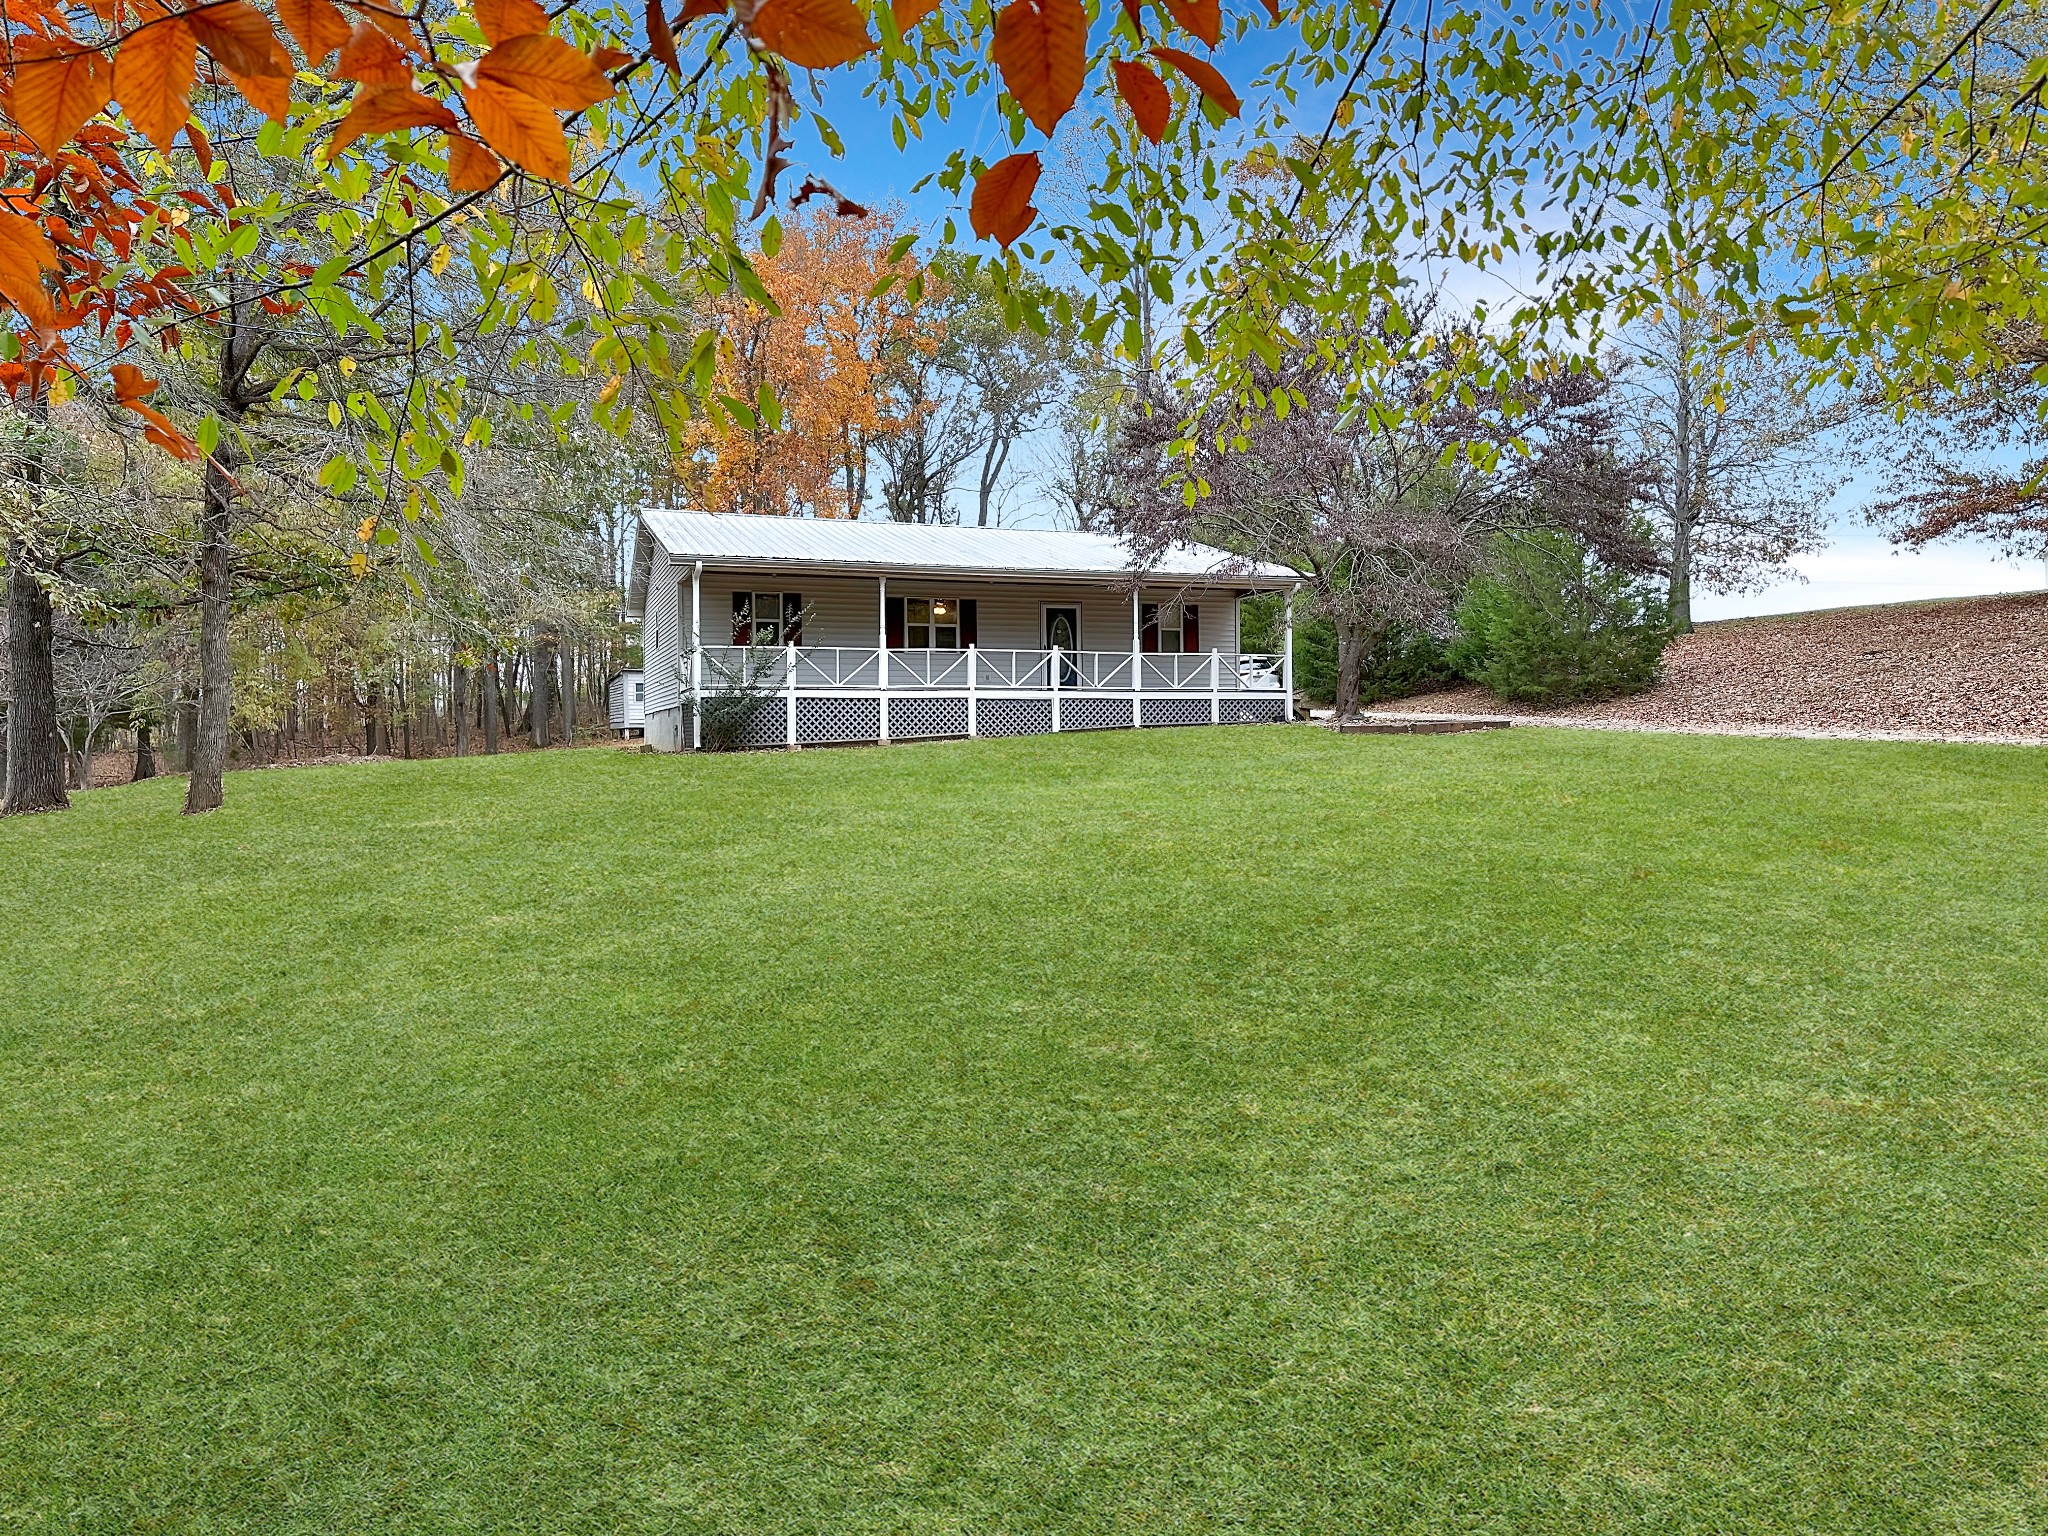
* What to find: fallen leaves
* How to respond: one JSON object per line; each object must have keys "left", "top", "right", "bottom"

{"left": 970, "top": 150, "right": 1039, "bottom": 246}
{"left": 993, "top": 0, "right": 1086, "bottom": 135}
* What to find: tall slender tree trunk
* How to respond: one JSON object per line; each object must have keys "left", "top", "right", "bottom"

{"left": 183, "top": 434, "right": 238, "bottom": 812}
{"left": 4, "top": 389, "right": 68, "bottom": 815}
{"left": 483, "top": 652, "right": 501, "bottom": 754}
{"left": 1667, "top": 312, "right": 1696, "bottom": 635}
{"left": 132, "top": 719, "right": 157, "bottom": 781}
{"left": 452, "top": 654, "right": 472, "bottom": 757}
{"left": 3, "top": 542, "right": 68, "bottom": 814}
{"left": 562, "top": 642, "right": 576, "bottom": 743}
{"left": 529, "top": 626, "right": 551, "bottom": 748}
{"left": 398, "top": 660, "right": 413, "bottom": 759}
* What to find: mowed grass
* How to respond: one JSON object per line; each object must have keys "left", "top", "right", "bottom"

{"left": 3, "top": 726, "right": 2047, "bottom": 1534}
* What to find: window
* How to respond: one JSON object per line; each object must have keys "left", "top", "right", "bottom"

{"left": 633, "top": 681, "right": 644, "bottom": 703}
{"left": 907, "top": 597, "right": 959, "bottom": 649}
{"left": 1140, "top": 603, "right": 1200, "bottom": 653}
{"left": 888, "top": 597, "right": 977, "bottom": 649}
{"left": 733, "top": 592, "right": 803, "bottom": 646}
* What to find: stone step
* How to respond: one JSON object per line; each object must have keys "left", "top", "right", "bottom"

{"left": 1340, "top": 715, "right": 1513, "bottom": 735}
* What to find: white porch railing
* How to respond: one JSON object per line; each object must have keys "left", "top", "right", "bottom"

{"left": 700, "top": 645, "right": 1285, "bottom": 693}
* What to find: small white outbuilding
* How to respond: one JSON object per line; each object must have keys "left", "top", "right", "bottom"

{"left": 607, "top": 669, "right": 646, "bottom": 736}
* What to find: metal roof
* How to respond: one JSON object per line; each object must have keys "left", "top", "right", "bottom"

{"left": 635, "top": 508, "right": 1298, "bottom": 587}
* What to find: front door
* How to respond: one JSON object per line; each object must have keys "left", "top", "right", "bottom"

{"left": 1044, "top": 606, "right": 1080, "bottom": 686}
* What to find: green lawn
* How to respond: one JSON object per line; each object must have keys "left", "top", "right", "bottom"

{"left": 4, "top": 727, "right": 2046, "bottom": 1533}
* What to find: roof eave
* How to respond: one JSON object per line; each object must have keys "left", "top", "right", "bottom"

{"left": 647, "top": 550, "right": 1298, "bottom": 589}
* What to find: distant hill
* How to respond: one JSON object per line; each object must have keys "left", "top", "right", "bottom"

{"left": 1391, "top": 591, "right": 2048, "bottom": 739}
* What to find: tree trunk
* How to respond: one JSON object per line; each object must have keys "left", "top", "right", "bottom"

{"left": 3, "top": 543, "right": 69, "bottom": 814}
{"left": 182, "top": 451, "right": 236, "bottom": 813}
{"left": 132, "top": 719, "right": 157, "bottom": 781}
{"left": 398, "top": 660, "right": 413, "bottom": 759}
{"left": 453, "top": 656, "right": 472, "bottom": 757}
{"left": 562, "top": 643, "right": 576, "bottom": 743}
{"left": 483, "top": 653, "right": 501, "bottom": 754}
{"left": 529, "top": 626, "right": 551, "bottom": 748}
{"left": 364, "top": 679, "right": 383, "bottom": 755}
{"left": 1667, "top": 313, "right": 1696, "bottom": 635}
{"left": 1331, "top": 616, "right": 1369, "bottom": 720}
{"left": 4, "top": 386, "right": 68, "bottom": 815}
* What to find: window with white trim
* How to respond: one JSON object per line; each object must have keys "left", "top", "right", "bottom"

{"left": 905, "top": 596, "right": 961, "bottom": 649}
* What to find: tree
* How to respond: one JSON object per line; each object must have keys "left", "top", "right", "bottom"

{"left": 931, "top": 256, "right": 1077, "bottom": 526}
{"left": 678, "top": 210, "right": 939, "bottom": 519}
{"left": 1610, "top": 306, "right": 1848, "bottom": 632}
{"left": 1115, "top": 303, "right": 1654, "bottom": 718}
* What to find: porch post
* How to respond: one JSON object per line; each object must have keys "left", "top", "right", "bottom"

{"left": 967, "top": 644, "right": 978, "bottom": 737}
{"left": 785, "top": 641, "right": 797, "bottom": 747}
{"left": 1050, "top": 646, "right": 1062, "bottom": 733}
{"left": 1282, "top": 584, "right": 1297, "bottom": 721}
{"left": 877, "top": 574, "right": 890, "bottom": 744}
{"left": 1209, "top": 647, "right": 1220, "bottom": 724}
{"left": 689, "top": 560, "right": 702, "bottom": 751}
{"left": 1130, "top": 588, "right": 1143, "bottom": 728}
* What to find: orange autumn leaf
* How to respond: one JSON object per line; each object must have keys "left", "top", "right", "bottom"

{"left": 1161, "top": 0, "right": 1217, "bottom": 46}
{"left": 277, "top": 0, "right": 352, "bottom": 61}
{"left": 336, "top": 21, "right": 410, "bottom": 84}
{"left": 6, "top": 37, "right": 113, "bottom": 156}
{"left": 1110, "top": 57, "right": 1168, "bottom": 142}
{"left": 222, "top": 38, "right": 295, "bottom": 120}
{"left": 112, "top": 16, "right": 197, "bottom": 151}
{"left": 472, "top": 0, "right": 550, "bottom": 45}
{"left": 749, "top": 0, "right": 873, "bottom": 70}
{"left": 679, "top": 0, "right": 727, "bottom": 18}
{"left": 461, "top": 77, "right": 570, "bottom": 180}
{"left": 991, "top": 0, "right": 1086, "bottom": 137}
{"left": 474, "top": 32, "right": 614, "bottom": 111}
{"left": 590, "top": 44, "right": 634, "bottom": 69}
{"left": 110, "top": 360, "right": 158, "bottom": 401}
{"left": 1150, "top": 44, "right": 1238, "bottom": 116}
{"left": 969, "top": 150, "right": 1039, "bottom": 247}
{"left": 0, "top": 208, "right": 59, "bottom": 333}
{"left": 893, "top": 0, "right": 938, "bottom": 32}
{"left": 645, "top": 0, "right": 679, "bottom": 71}
{"left": 444, "top": 128, "right": 502, "bottom": 190}
{"left": 185, "top": 0, "right": 288, "bottom": 77}
{"left": 327, "top": 82, "right": 457, "bottom": 156}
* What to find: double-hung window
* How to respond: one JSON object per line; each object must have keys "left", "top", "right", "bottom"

{"left": 733, "top": 592, "right": 802, "bottom": 646}
{"left": 906, "top": 597, "right": 960, "bottom": 649}
{"left": 1140, "top": 603, "right": 1200, "bottom": 653}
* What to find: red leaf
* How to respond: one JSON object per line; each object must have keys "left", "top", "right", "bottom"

{"left": 111, "top": 360, "right": 157, "bottom": 400}
{"left": 1150, "top": 45, "right": 1238, "bottom": 116}
{"left": 1161, "top": 0, "right": 1217, "bottom": 46}
{"left": 970, "top": 150, "right": 1039, "bottom": 247}
{"left": 277, "top": 0, "right": 352, "bottom": 61}
{"left": 1118, "top": 0, "right": 1141, "bottom": 32}
{"left": 991, "top": 0, "right": 1087, "bottom": 137}
{"left": 335, "top": 20, "right": 409, "bottom": 84}
{"left": 185, "top": 0, "right": 288, "bottom": 77}
{"left": 893, "top": 0, "right": 938, "bottom": 32}
{"left": 1110, "top": 57, "right": 1168, "bottom": 142}
{"left": 749, "top": 0, "right": 874, "bottom": 68}
{"left": 646, "top": 0, "right": 679, "bottom": 72}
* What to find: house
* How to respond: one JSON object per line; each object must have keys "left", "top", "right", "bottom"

{"left": 607, "top": 669, "right": 645, "bottom": 737}
{"left": 624, "top": 509, "right": 1300, "bottom": 751}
